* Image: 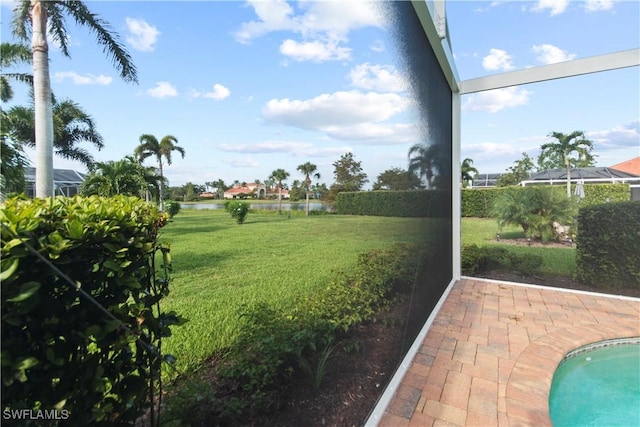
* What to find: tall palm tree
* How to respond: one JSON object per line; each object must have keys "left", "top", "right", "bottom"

{"left": 538, "top": 131, "right": 595, "bottom": 198}
{"left": 5, "top": 98, "right": 104, "bottom": 167}
{"left": 269, "top": 168, "right": 290, "bottom": 215}
{"left": 408, "top": 143, "right": 439, "bottom": 189}
{"left": 0, "top": 42, "right": 32, "bottom": 103}
{"left": 134, "top": 134, "right": 184, "bottom": 210}
{"left": 297, "top": 162, "right": 320, "bottom": 216}
{"left": 12, "top": 0, "right": 137, "bottom": 197}
{"left": 461, "top": 158, "right": 479, "bottom": 188}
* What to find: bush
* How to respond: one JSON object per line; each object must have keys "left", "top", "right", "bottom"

{"left": 204, "top": 243, "right": 422, "bottom": 421}
{"left": 462, "top": 188, "right": 503, "bottom": 217}
{"left": 461, "top": 244, "right": 543, "bottom": 277}
{"left": 225, "top": 201, "right": 249, "bottom": 224}
{"left": 336, "top": 190, "right": 449, "bottom": 217}
{"left": 576, "top": 201, "right": 640, "bottom": 289}
{"left": 1, "top": 195, "right": 183, "bottom": 426}
{"left": 492, "top": 186, "right": 576, "bottom": 242}
{"left": 164, "top": 199, "right": 181, "bottom": 218}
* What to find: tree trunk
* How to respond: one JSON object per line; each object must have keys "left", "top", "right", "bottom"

{"left": 32, "top": 1, "right": 54, "bottom": 197}
{"left": 565, "top": 155, "right": 571, "bottom": 198}
{"left": 277, "top": 183, "right": 282, "bottom": 215}
{"left": 158, "top": 158, "right": 164, "bottom": 211}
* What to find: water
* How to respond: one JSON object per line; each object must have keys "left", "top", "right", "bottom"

{"left": 549, "top": 342, "right": 640, "bottom": 426}
{"left": 181, "top": 202, "right": 328, "bottom": 212}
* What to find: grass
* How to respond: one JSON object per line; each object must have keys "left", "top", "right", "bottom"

{"left": 461, "top": 217, "right": 576, "bottom": 276}
{"left": 160, "top": 209, "right": 437, "bottom": 372}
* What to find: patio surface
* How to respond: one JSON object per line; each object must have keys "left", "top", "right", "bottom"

{"left": 375, "top": 277, "right": 640, "bottom": 427}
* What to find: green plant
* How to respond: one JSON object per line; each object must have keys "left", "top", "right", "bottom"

{"left": 576, "top": 201, "right": 640, "bottom": 289}
{"left": 336, "top": 190, "right": 450, "bottom": 218}
{"left": 493, "top": 186, "right": 576, "bottom": 242}
{"left": 295, "top": 338, "right": 336, "bottom": 391}
{"left": 225, "top": 200, "right": 249, "bottom": 224}
{"left": 164, "top": 200, "right": 181, "bottom": 218}
{"left": 1, "top": 195, "right": 184, "bottom": 426}
{"left": 461, "top": 244, "right": 543, "bottom": 277}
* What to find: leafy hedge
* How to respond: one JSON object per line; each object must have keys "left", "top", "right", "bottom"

{"left": 462, "top": 183, "right": 630, "bottom": 217}
{"left": 336, "top": 190, "right": 450, "bottom": 217}
{"left": 1, "top": 195, "right": 182, "bottom": 426}
{"left": 461, "top": 244, "right": 543, "bottom": 277}
{"left": 576, "top": 201, "right": 640, "bottom": 289}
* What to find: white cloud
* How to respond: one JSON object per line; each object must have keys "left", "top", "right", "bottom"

{"left": 279, "top": 39, "right": 351, "bottom": 62}
{"left": 370, "top": 40, "right": 385, "bottom": 52}
{"left": 188, "top": 84, "right": 231, "bottom": 100}
{"left": 462, "top": 87, "right": 532, "bottom": 113}
{"left": 584, "top": 0, "right": 615, "bottom": 12}
{"left": 322, "top": 123, "right": 418, "bottom": 144}
{"left": 125, "top": 17, "right": 160, "bottom": 52}
{"left": 225, "top": 157, "right": 260, "bottom": 168}
{"left": 219, "top": 140, "right": 351, "bottom": 158}
{"left": 146, "top": 81, "right": 178, "bottom": 98}
{"left": 531, "top": 44, "right": 576, "bottom": 64}
{"left": 587, "top": 120, "right": 640, "bottom": 149}
{"left": 530, "top": 0, "right": 569, "bottom": 15}
{"left": 263, "top": 91, "right": 409, "bottom": 130}
{"left": 54, "top": 71, "right": 112, "bottom": 85}
{"left": 482, "top": 49, "right": 515, "bottom": 71}
{"left": 348, "top": 63, "right": 408, "bottom": 93}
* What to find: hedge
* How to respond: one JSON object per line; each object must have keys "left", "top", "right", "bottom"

{"left": 1, "top": 195, "right": 182, "bottom": 426}
{"left": 576, "top": 201, "right": 640, "bottom": 289}
{"left": 462, "top": 183, "right": 630, "bottom": 217}
{"left": 336, "top": 190, "right": 450, "bottom": 217}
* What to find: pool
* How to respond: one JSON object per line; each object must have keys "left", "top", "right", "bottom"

{"left": 549, "top": 338, "right": 640, "bottom": 427}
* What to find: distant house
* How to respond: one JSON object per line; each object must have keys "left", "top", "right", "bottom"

{"left": 472, "top": 173, "right": 504, "bottom": 188}
{"left": 223, "top": 183, "right": 267, "bottom": 199}
{"left": 24, "top": 167, "right": 86, "bottom": 197}
{"left": 610, "top": 157, "right": 640, "bottom": 176}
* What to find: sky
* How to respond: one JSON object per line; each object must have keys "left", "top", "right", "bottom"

{"left": 1, "top": 0, "right": 639, "bottom": 189}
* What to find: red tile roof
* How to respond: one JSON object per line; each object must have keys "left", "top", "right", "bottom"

{"left": 610, "top": 157, "right": 640, "bottom": 176}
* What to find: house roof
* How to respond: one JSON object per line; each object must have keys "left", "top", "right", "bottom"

{"left": 610, "top": 157, "right": 640, "bottom": 176}
{"left": 527, "top": 167, "right": 639, "bottom": 181}
{"left": 24, "top": 167, "right": 86, "bottom": 185}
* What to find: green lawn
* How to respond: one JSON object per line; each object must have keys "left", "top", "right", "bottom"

{"left": 160, "top": 209, "right": 436, "bottom": 372}
{"left": 160, "top": 211, "right": 575, "bottom": 373}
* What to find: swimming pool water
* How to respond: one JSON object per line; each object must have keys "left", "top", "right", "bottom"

{"left": 549, "top": 342, "right": 640, "bottom": 427}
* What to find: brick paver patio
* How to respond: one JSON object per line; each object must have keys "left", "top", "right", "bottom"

{"left": 375, "top": 278, "right": 640, "bottom": 427}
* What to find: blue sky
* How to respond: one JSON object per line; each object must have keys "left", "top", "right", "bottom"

{"left": 2, "top": 0, "right": 639, "bottom": 188}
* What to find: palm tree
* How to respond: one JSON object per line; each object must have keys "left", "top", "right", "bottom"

{"left": 5, "top": 98, "right": 104, "bottom": 167}
{"left": 0, "top": 42, "right": 32, "bottom": 103}
{"left": 538, "top": 131, "right": 595, "bottom": 198}
{"left": 12, "top": 0, "right": 137, "bottom": 197}
{"left": 134, "top": 134, "right": 184, "bottom": 210}
{"left": 461, "top": 158, "right": 479, "bottom": 188}
{"left": 269, "top": 168, "right": 290, "bottom": 215}
{"left": 297, "top": 162, "right": 320, "bottom": 216}
{"left": 408, "top": 143, "right": 439, "bottom": 189}
{"left": 81, "top": 157, "right": 151, "bottom": 197}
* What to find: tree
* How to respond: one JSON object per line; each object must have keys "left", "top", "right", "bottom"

{"left": 493, "top": 186, "right": 576, "bottom": 242}
{"left": 134, "top": 134, "right": 185, "bottom": 210}
{"left": 5, "top": 98, "right": 104, "bottom": 167}
{"left": 81, "top": 157, "right": 158, "bottom": 197}
{"left": 0, "top": 42, "right": 32, "bottom": 103}
{"left": 269, "top": 168, "right": 290, "bottom": 215}
{"left": 408, "top": 143, "right": 439, "bottom": 189}
{"left": 12, "top": 0, "right": 137, "bottom": 197}
{"left": 296, "top": 161, "right": 321, "bottom": 216}
{"left": 372, "top": 167, "right": 422, "bottom": 191}
{"left": 497, "top": 152, "right": 535, "bottom": 187}
{"left": 537, "top": 131, "right": 596, "bottom": 197}
{"left": 460, "top": 158, "right": 478, "bottom": 189}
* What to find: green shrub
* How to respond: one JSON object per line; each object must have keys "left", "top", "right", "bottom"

{"left": 492, "top": 186, "right": 576, "bottom": 242}
{"left": 225, "top": 201, "right": 249, "bottom": 224}
{"left": 164, "top": 200, "right": 181, "bottom": 218}
{"left": 336, "top": 190, "right": 449, "bottom": 217}
{"left": 461, "top": 244, "right": 543, "bottom": 277}
{"left": 576, "top": 201, "right": 640, "bottom": 289}
{"left": 207, "top": 243, "right": 421, "bottom": 421}
{"left": 1, "top": 195, "right": 183, "bottom": 426}
{"left": 462, "top": 188, "right": 503, "bottom": 217}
